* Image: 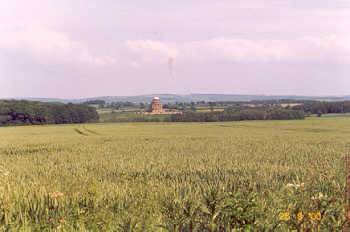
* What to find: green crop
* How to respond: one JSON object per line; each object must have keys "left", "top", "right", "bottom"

{"left": 0, "top": 118, "right": 349, "bottom": 231}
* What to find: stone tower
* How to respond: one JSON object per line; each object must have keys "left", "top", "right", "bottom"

{"left": 150, "top": 97, "right": 163, "bottom": 113}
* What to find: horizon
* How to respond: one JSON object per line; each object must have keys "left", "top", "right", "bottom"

{"left": 1, "top": 0, "right": 349, "bottom": 98}
{"left": 2, "top": 92, "right": 350, "bottom": 101}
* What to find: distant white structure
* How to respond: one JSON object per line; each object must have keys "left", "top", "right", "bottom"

{"left": 137, "top": 97, "right": 181, "bottom": 115}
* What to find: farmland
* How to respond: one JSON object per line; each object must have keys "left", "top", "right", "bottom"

{"left": 0, "top": 118, "right": 349, "bottom": 231}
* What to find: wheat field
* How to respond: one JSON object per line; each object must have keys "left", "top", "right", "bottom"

{"left": 0, "top": 119, "right": 349, "bottom": 231}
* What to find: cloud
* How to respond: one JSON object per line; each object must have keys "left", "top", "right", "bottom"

{"left": 300, "top": 35, "right": 350, "bottom": 62}
{"left": 2, "top": 24, "right": 348, "bottom": 71}
{"left": 124, "top": 35, "right": 350, "bottom": 65}
{"left": 179, "top": 38, "right": 291, "bottom": 62}
{"left": 0, "top": 24, "right": 116, "bottom": 66}
{"left": 125, "top": 40, "right": 179, "bottom": 64}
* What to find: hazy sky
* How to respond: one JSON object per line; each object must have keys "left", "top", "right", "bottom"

{"left": 1, "top": 0, "right": 349, "bottom": 98}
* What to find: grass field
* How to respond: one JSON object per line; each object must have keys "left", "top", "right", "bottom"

{"left": 1, "top": 118, "right": 349, "bottom": 231}
{"left": 281, "top": 104, "right": 302, "bottom": 108}
{"left": 196, "top": 108, "right": 225, "bottom": 112}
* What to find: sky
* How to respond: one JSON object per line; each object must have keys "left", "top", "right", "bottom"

{"left": 0, "top": 0, "right": 349, "bottom": 98}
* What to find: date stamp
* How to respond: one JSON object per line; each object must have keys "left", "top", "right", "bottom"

{"left": 279, "top": 211, "right": 321, "bottom": 222}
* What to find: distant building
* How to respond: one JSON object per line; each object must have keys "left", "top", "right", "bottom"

{"left": 150, "top": 97, "right": 163, "bottom": 113}
{"left": 137, "top": 97, "right": 181, "bottom": 115}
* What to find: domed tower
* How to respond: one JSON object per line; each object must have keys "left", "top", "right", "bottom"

{"left": 150, "top": 97, "right": 163, "bottom": 113}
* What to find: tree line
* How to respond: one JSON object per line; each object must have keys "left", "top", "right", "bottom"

{"left": 3, "top": 99, "right": 348, "bottom": 126}
{"left": 0, "top": 100, "right": 99, "bottom": 126}
{"left": 165, "top": 109, "right": 305, "bottom": 122}
{"left": 292, "top": 101, "right": 350, "bottom": 114}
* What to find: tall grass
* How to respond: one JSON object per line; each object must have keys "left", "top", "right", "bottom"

{"left": 0, "top": 119, "right": 349, "bottom": 231}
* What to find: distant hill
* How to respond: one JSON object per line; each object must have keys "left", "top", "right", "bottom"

{"left": 5, "top": 94, "right": 350, "bottom": 104}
